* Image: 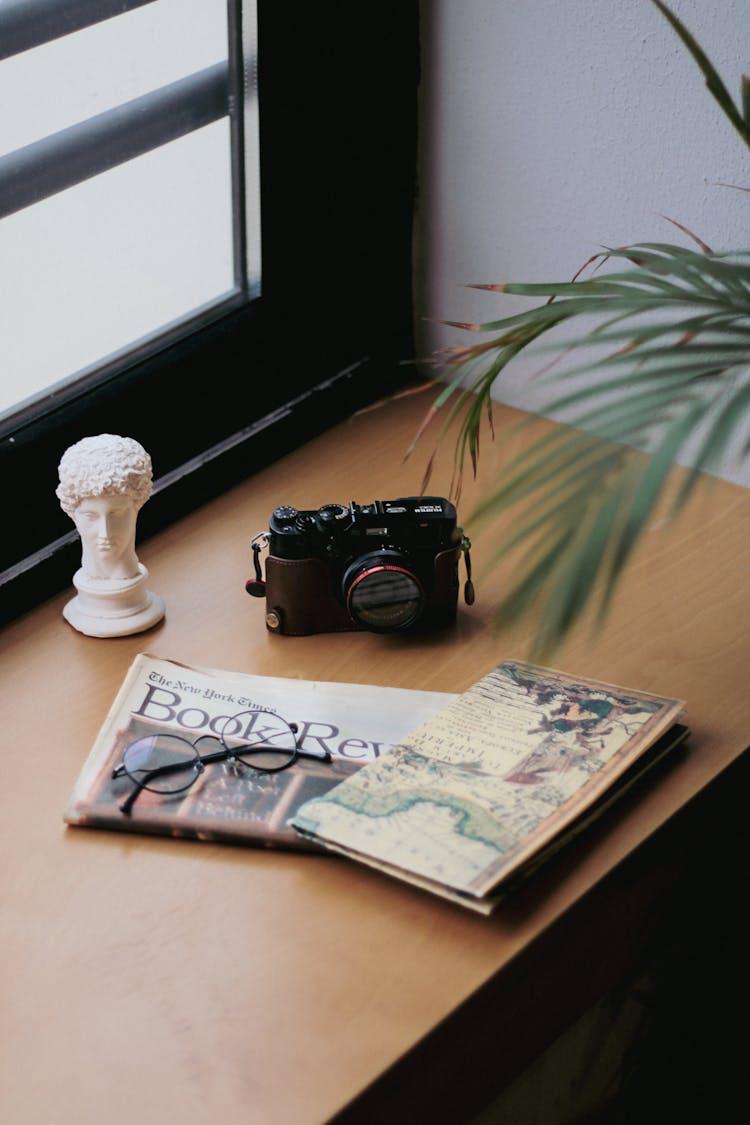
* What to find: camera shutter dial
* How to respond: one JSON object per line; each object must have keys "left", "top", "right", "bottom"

{"left": 318, "top": 503, "right": 350, "bottom": 525}
{"left": 272, "top": 505, "right": 299, "bottom": 525}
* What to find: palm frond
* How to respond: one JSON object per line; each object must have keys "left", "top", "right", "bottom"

{"left": 649, "top": 0, "right": 750, "bottom": 150}
{"left": 416, "top": 245, "right": 750, "bottom": 659}
{"left": 410, "top": 1, "right": 750, "bottom": 658}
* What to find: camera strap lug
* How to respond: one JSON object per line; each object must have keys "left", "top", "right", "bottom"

{"left": 460, "top": 533, "right": 475, "bottom": 605}
{"left": 246, "top": 532, "right": 269, "bottom": 598}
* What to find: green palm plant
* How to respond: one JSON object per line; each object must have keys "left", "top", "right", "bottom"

{"left": 415, "top": 0, "right": 750, "bottom": 660}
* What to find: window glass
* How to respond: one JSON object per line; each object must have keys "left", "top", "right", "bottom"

{"left": 0, "top": 1, "right": 227, "bottom": 152}
{"left": 0, "top": 0, "right": 238, "bottom": 420}
{"left": 0, "top": 122, "right": 234, "bottom": 416}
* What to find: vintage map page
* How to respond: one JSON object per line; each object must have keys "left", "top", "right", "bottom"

{"left": 291, "top": 661, "right": 686, "bottom": 909}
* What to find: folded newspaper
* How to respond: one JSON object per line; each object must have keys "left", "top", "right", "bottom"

{"left": 64, "top": 652, "right": 456, "bottom": 850}
{"left": 290, "top": 661, "right": 688, "bottom": 913}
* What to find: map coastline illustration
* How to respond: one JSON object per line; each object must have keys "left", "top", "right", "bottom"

{"left": 292, "top": 661, "right": 685, "bottom": 898}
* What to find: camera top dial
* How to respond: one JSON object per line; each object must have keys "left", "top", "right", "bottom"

{"left": 268, "top": 505, "right": 311, "bottom": 555}
{"left": 271, "top": 505, "right": 298, "bottom": 525}
{"left": 318, "top": 503, "right": 351, "bottom": 526}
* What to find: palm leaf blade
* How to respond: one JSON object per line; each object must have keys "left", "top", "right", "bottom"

{"left": 411, "top": 4, "right": 750, "bottom": 655}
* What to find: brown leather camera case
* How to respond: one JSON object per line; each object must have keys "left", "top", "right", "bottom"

{"left": 263, "top": 547, "right": 461, "bottom": 635}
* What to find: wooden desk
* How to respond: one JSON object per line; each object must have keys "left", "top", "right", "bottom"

{"left": 2, "top": 389, "right": 749, "bottom": 1125}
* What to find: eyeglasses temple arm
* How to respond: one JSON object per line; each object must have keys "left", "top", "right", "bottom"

{"left": 119, "top": 782, "right": 143, "bottom": 816}
{"left": 296, "top": 747, "right": 332, "bottom": 762}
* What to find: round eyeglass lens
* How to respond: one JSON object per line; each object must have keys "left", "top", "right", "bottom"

{"left": 122, "top": 733, "right": 201, "bottom": 794}
{"left": 219, "top": 709, "right": 298, "bottom": 772}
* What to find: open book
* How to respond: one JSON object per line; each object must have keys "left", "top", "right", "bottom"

{"left": 64, "top": 653, "right": 456, "bottom": 851}
{"left": 291, "top": 661, "right": 688, "bottom": 913}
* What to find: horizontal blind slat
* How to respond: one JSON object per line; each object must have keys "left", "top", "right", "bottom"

{"left": 0, "top": 62, "right": 229, "bottom": 219}
{"left": 0, "top": 0, "right": 156, "bottom": 60}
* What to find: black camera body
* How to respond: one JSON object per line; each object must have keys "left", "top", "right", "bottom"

{"left": 257, "top": 497, "right": 466, "bottom": 635}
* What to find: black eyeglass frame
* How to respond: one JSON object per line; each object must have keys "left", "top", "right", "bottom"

{"left": 112, "top": 708, "right": 331, "bottom": 815}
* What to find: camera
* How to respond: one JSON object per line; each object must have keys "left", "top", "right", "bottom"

{"left": 247, "top": 497, "right": 472, "bottom": 636}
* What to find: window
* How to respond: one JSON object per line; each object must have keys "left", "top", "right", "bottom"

{"left": 0, "top": 0, "right": 259, "bottom": 417}
{"left": 0, "top": 1, "right": 419, "bottom": 625}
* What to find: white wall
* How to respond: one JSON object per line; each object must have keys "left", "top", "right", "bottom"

{"left": 416, "top": 0, "right": 749, "bottom": 485}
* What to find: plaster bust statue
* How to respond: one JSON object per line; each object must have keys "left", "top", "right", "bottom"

{"left": 56, "top": 434, "right": 165, "bottom": 637}
{"left": 57, "top": 434, "right": 152, "bottom": 581}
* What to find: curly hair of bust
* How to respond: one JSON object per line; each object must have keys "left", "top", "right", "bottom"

{"left": 56, "top": 434, "right": 153, "bottom": 516}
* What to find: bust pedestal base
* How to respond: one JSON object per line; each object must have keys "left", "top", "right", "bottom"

{"left": 63, "top": 564, "right": 165, "bottom": 638}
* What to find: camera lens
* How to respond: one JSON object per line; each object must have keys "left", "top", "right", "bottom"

{"left": 344, "top": 551, "right": 424, "bottom": 632}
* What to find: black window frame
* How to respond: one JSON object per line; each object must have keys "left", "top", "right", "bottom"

{"left": 0, "top": 0, "right": 420, "bottom": 626}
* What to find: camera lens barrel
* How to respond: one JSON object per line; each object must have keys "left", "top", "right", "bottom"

{"left": 343, "top": 550, "right": 425, "bottom": 632}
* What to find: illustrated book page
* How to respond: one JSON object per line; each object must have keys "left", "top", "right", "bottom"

{"left": 64, "top": 652, "right": 457, "bottom": 850}
{"left": 291, "top": 661, "right": 687, "bottom": 909}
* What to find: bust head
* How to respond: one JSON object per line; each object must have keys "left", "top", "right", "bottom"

{"left": 57, "top": 435, "right": 153, "bottom": 581}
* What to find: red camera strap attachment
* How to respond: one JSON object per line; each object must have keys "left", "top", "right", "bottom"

{"left": 245, "top": 532, "right": 269, "bottom": 598}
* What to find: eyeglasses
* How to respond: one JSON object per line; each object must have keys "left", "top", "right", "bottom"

{"left": 111, "top": 708, "right": 331, "bottom": 815}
